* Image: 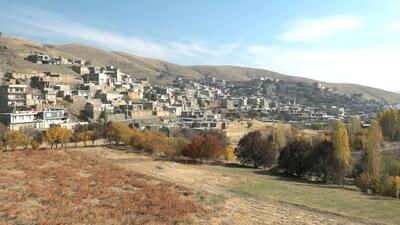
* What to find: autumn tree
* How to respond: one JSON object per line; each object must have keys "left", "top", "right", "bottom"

{"left": 4, "top": 130, "right": 28, "bottom": 151}
{"left": 21, "top": 128, "right": 44, "bottom": 150}
{"left": 129, "top": 128, "right": 144, "bottom": 150}
{"left": 106, "top": 122, "right": 131, "bottom": 146}
{"left": 366, "top": 120, "right": 384, "bottom": 175}
{"left": 200, "top": 129, "right": 230, "bottom": 149}
{"left": 234, "top": 130, "right": 278, "bottom": 168}
{"left": 183, "top": 133, "right": 224, "bottom": 162}
{"left": 348, "top": 116, "right": 362, "bottom": 136}
{"left": 78, "top": 130, "right": 94, "bottom": 147}
{"left": 273, "top": 122, "right": 289, "bottom": 150}
{"left": 332, "top": 121, "right": 352, "bottom": 185}
{"left": 0, "top": 124, "right": 8, "bottom": 151}
{"left": 142, "top": 131, "right": 169, "bottom": 155}
{"left": 377, "top": 109, "right": 400, "bottom": 141}
{"left": 45, "top": 126, "right": 72, "bottom": 149}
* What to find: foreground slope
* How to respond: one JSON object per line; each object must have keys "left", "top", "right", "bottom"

{"left": 80, "top": 147, "right": 399, "bottom": 225}
{"left": 1, "top": 36, "right": 400, "bottom": 102}
{"left": 0, "top": 150, "right": 203, "bottom": 225}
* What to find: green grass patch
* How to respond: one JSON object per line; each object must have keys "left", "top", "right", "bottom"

{"left": 206, "top": 165, "right": 400, "bottom": 224}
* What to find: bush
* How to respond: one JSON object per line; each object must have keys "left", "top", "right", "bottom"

{"left": 234, "top": 130, "right": 277, "bottom": 168}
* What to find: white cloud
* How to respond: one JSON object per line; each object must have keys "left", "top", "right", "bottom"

{"left": 0, "top": 4, "right": 239, "bottom": 61}
{"left": 244, "top": 45, "right": 400, "bottom": 92}
{"left": 278, "top": 15, "right": 364, "bottom": 42}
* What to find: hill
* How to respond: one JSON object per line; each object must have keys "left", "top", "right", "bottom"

{"left": 1, "top": 36, "right": 400, "bottom": 103}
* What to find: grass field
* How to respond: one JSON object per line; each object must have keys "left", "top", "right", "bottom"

{"left": 206, "top": 165, "right": 400, "bottom": 224}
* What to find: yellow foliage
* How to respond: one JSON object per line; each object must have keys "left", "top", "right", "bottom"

{"left": 45, "top": 126, "right": 72, "bottom": 149}
{"left": 333, "top": 121, "right": 352, "bottom": 173}
{"left": 4, "top": 131, "right": 28, "bottom": 151}
{"left": 224, "top": 147, "right": 236, "bottom": 161}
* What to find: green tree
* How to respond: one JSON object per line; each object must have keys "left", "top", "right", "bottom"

{"left": 234, "top": 130, "right": 278, "bottom": 168}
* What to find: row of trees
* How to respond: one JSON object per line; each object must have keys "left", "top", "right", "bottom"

{"left": 234, "top": 120, "right": 400, "bottom": 198}
{"left": 0, "top": 125, "right": 44, "bottom": 151}
{"left": 105, "top": 122, "right": 234, "bottom": 162}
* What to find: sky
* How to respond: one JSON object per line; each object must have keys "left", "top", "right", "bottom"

{"left": 1, "top": 0, "right": 400, "bottom": 91}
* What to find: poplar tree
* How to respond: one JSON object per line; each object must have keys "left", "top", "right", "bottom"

{"left": 333, "top": 121, "right": 352, "bottom": 184}
{"left": 366, "top": 120, "right": 384, "bottom": 176}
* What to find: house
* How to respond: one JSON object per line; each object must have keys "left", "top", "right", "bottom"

{"left": 0, "top": 111, "right": 39, "bottom": 130}
{"left": 0, "top": 84, "right": 28, "bottom": 113}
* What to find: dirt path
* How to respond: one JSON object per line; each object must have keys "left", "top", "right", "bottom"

{"left": 75, "top": 147, "right": 381, "bottom": 225}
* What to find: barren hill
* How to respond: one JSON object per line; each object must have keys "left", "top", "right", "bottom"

{"left": 1, "top": 36, "right": 400, "bottom": 103}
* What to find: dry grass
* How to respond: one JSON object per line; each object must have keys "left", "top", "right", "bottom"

{"left": 0, "top": 150, "right": 204, "bottom": 225}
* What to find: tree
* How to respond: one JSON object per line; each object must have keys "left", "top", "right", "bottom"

{"left": 348, "top": 116, "right": 362, "bottom": 136}
{"left": 89, "top": 123, "right": 106, "bottom": 146}
{"left": 366, "top": 120, "right": 384, "bottom": 176}
{"left": 78, "top": 130, "right": 93, "bottom": 147}
{"left": 0, "top": 124, "right": 9, "bottom": 151}
{"left": 142, "top": 131, "right": 169, "bottom": 155}
{"left": 4, "top": 130, "right": 27, "bottom": 151}
{"left": 332, "top": 121, "right": 352, "bottom": 185}
{"left": 45, "top": 126, "right": 72, "bottom": 149}
{"left": 183, "top": 133, "right": 224, "bottom": 162}
{"left": 200, "top": 129, "right": 230, "bottom": 149}
{"left": 308, "top": 140, "right": 336, "bottom": 183}
{"left": 129, "top": 128, "right": 144, "bottom": 150}
{"left": 106, "top": 122, "right": 131, "bottom": 146}
{"left": 21, "top": 128, "right": 44, "bottom": 150}
{"left": 273, "top": 122, "right": 289, "bottom": 150}
{"left": 278, "top": 138, "right": 314, "bottom": 177}
{"left": 234, "top": 130, "right": 278, "bottom": 168}
{"left": 377, "top": 109, "right": 400, "bottom": 141}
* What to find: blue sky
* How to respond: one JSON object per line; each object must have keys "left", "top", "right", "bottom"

{"left": 1, "top": 0, "right": 400, "bottom": 91}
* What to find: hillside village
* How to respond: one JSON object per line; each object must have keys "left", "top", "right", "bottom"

{"left": 2, "top": 6, "right": 400, "bottom": 223}
{"left": 0, "top": 40, "right": 395, "bottom": 132}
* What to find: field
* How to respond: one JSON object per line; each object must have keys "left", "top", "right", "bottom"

{"left": 76, "top": 147, "right": 400, "bottom": 225}
{"left": 1, "top": 147, "right": 399, "bottom": 225}
{"left": 0, "top": 150, "right": 204, "bottom": 225}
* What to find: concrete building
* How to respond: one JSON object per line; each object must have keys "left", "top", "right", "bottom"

{"left": 37, "top": 109, "right": 68, "bottom": 129}
{"left": 0, "top": 84, "right": 28, "bottom": 113}
{"left": 0, "top": 111, "right": 39, "bottom": 130}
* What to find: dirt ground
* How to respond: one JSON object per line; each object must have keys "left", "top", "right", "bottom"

{"left": 77, "top": 147, "right": 380, "bottom": 225}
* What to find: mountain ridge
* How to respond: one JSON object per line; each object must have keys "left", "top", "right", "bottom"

{"left": 1, "top": 36, "right": 400, "bottom": 103}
